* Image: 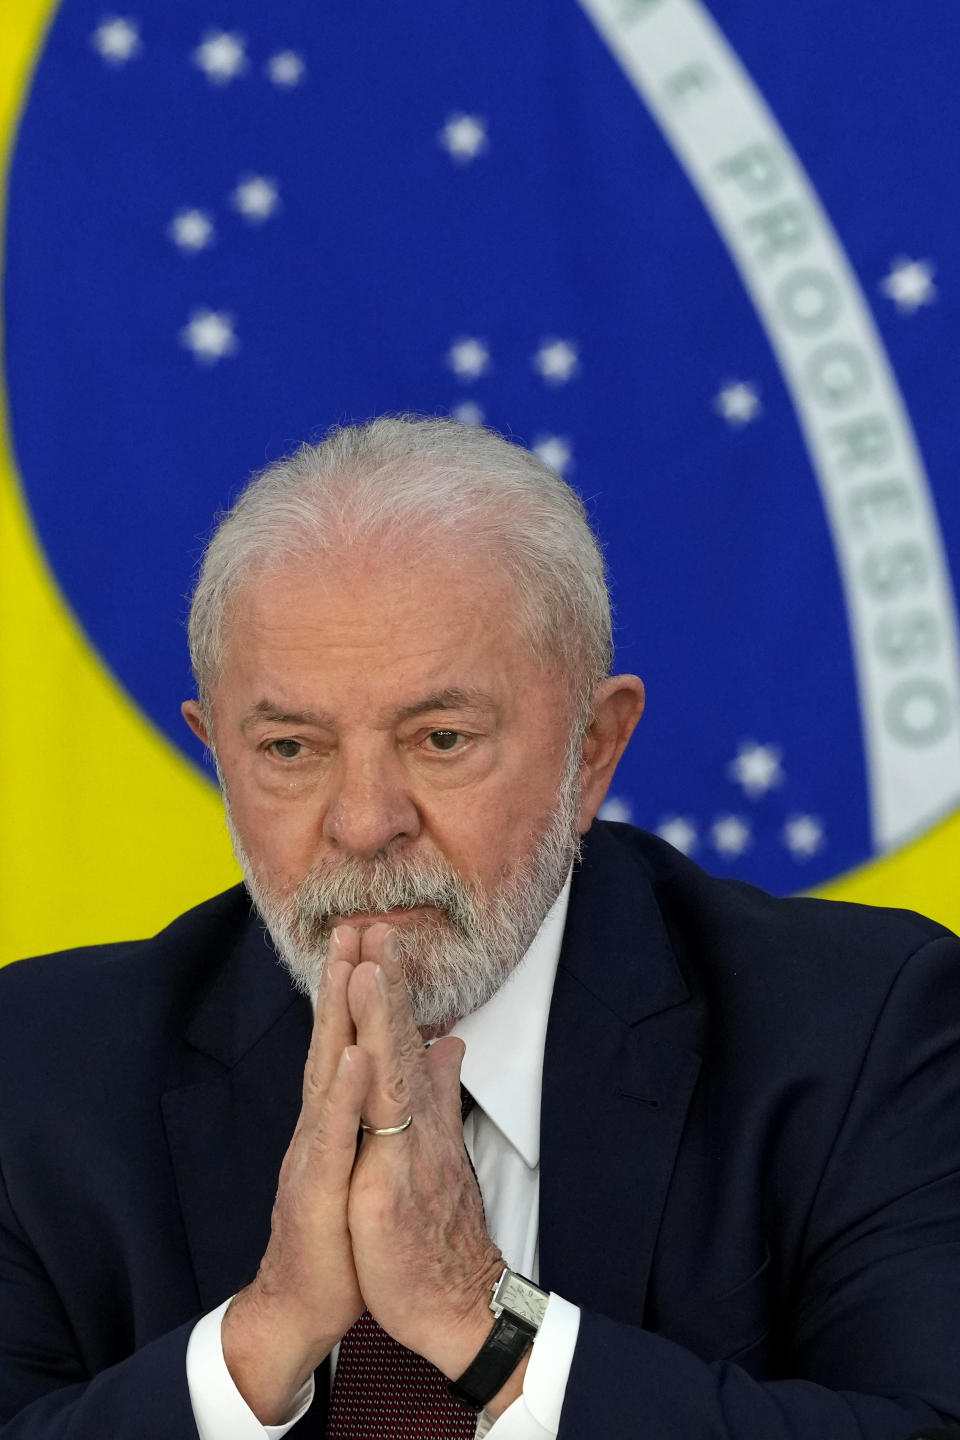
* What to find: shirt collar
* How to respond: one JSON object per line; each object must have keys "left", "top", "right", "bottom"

{"left": 451, "top": 872, "right": 571, "bottom": 1169}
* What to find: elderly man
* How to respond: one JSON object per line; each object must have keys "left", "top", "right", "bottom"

{"left": 1, "top": 415, "right": 959, "bottom": 1440}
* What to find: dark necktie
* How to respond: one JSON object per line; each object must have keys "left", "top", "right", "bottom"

{"left": 325, "top": 1087, "right": 480, "bottom": 1439}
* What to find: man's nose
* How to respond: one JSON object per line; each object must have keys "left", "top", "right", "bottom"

{"left": 321, "top": 744, "right": 421, "bottom": 858}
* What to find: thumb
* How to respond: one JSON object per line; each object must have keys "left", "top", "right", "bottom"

{"left": 425, "top": 1035, "right": 467, "bottom": 1128}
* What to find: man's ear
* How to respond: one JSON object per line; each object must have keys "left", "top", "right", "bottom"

{"left": 181, "top": 699, "right": 211, "bottom": 748}
{"left": 576, "top": 676, "right": 645, "bottom": 834}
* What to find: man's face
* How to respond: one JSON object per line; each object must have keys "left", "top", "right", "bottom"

{"left": 187, "top": 541, "right": 588, "bottom": 1027}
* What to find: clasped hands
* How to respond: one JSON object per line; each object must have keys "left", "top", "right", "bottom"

{"left": 222, "top": 923, "right": 508, "bottom": 1425}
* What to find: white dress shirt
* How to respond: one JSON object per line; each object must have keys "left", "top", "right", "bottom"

{"left": 186, "top": 876, "right": 580, "bottom": 1438}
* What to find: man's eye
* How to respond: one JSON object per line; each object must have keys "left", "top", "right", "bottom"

{"left": 270, "top": 739, "right": 303, "bottom": 759}
{"left": 426, "top": 730, "right": 462, "bottom": 752}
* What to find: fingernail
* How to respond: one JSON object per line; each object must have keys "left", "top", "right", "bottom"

{"left": 337, "top": 1047, "right": 352, "bottom": 1076}
{"left": 329, "top": 928, "right": 343, "bottom": 953}
{"left": 374, "top": 964, "right": 390, "bottom": 997}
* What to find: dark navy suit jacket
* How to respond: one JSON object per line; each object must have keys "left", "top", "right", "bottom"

{"left": 1, "top": 823, "right": 960, "bottom": 1437}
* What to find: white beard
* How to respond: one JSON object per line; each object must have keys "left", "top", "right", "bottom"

{"left": 223, "top": 771, "right": 581, "bottom": 1031}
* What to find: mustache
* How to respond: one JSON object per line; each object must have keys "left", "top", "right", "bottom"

{"left": 286, "top": 851, "right": 477, "bottom": 937}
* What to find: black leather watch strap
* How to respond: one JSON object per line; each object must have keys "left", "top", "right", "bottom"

{"left": 446, "top": 1312, "right": 537, "bottom": 1412}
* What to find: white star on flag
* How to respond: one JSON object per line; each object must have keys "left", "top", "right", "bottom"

{"left": 447, "top": 337, "right": 490, "bottom": 380}
{"left": 266, "top": 51, "right": 306, "bottom": 88}
{"left": 711, "top": 814, "right": 752, "bottom": 858}
{"left": 193, "top": 31, "right": 248, "bottom": 85}
{"left": 598, "top": 796, "right": 632, "bottom": 824}
{"left": 714, "top": 380, "right": 762, "bottom": 427}
{"left": 232, "top": 176, "right": 280, "bottom": 223}
{"left": 91, "top": 17, "right": 141, "bottom": 65}
{"left": 533, "top": 435, "right": 573, "bottom": 476}
{"left": 451, "top": 401, "right": 485, "bottom": 426}
{"left": 438, "top": 113, "right": 488, "bottom": 164}
{"left": 880, "top": 257, "right": 937, "bottom": 315}
{"left": 179, "top": 309, "right": 238, "bottom": 364}
{"left": 727, "top": 741, "right": 784, "bottom": 799}
{"left": 656, "top": 816, "right": 698, "bottom": 855}
{"left": 782, "top": 814, "right": 825, "bottom": 859}
{"left": 532, "top": 339, "right": 579, "bottom": 386}
{"left": 169, "top": 209, "right": 214, "bottom": 252}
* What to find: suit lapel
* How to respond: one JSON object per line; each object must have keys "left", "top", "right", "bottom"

{"left": 161, "top": 912, "right": 313, "bottom": 1311}
{"left": 539, "top": 826, "right": 701, "bottom": 1323}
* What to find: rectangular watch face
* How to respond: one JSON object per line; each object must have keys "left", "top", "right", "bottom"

{"left": 494, "top": 1271, "right": 549, "bottom": 1327}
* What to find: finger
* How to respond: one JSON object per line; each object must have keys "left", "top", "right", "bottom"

{"left": 300, "top": 932, "right": 358, "bottom": 1117}
{"left": 327, "top": 923, "right": 361, "bottom": 966}
{"left": 348, "top": 935, "right": 426, "bottom": 1133}
{"left": 300, "top": 1044, "right": 371, "bottom": 1192}
{"left": 357, "top": 925, "right": 423, "bottom": 1058}
{"left": 424, "top": 1035, "right": 467, "bottom": 1132}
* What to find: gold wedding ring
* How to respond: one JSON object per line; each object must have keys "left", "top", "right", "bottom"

{"left": 359, "top": 1114, "right": 413, "bottom": 1136}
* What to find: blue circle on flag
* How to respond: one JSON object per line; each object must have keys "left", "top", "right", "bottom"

{"left": 7, "top": 0, "right": 960, "bottom": 893}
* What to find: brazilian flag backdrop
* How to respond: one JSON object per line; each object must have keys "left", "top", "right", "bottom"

{"left": 3, "top": 0, "right": 960, "bottom": 965}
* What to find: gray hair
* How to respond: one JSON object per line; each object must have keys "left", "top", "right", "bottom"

{"left": 188, "top": 414, "right": 612, "bottom": 724}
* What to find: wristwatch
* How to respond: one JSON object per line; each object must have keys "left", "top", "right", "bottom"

{"left": 447, "top": 1268, "right": 550, "bottom": 1412}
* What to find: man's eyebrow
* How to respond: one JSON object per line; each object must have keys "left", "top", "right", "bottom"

{"left": 241, "top": 700, "right": 335, "bottom": 731}
{"left": 393, "top": 688, "right": 495, "bottom": 722}
{"left": 240, "top": 691, "right": 494, "bottom": 732}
